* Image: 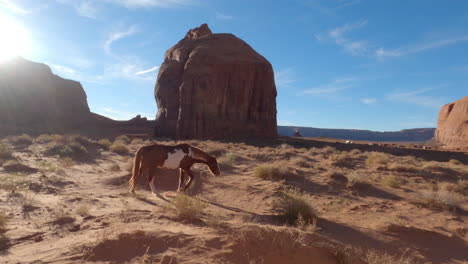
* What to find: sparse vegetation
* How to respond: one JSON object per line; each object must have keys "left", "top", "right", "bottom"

{"left": 171, "top": 194, "right": 206, "bottom": 220}
{"left": 110, "top": 164, "right": 121, "bottom": 172}
{"left": 290, "top": 156, "right": 309, "bottom": 168}
{"left": 382, "top": 175, "right": 401, "bottom": 188}
{"left": 59, "top": 157, "right": 74, "bottom": 168}
{"left": 273, "top": 188, "right": 316, "bottom": 225}
{"left": 115, "top": 135, "right": 130, "bottom": 143}
{"left": 97, "top": 139, "right": 112, "bottom": 149}
{"left": 416, "top": 189, "right": 463, "bottom": 210}
{"left": 254, "top": 164, "right": 289, "bottom": 180}
{"left": 225, "top": 152, "right": 239, "bottom": 162}
{"left": 131, "top": 138, "right": 144, "bottom": 145}
{"left": 0, "top": 174, "right": 29, "bottom": 192}
{"left": 76, "top": 205, "right": 90, "bottom": 216}
{"left": 366, "top": 152, "right": 390, "bottom": 166}
{"left": 0, "top": 211, "right": 8, "bottom": 234}
{"left": 0, "top": 143, "right": 13, "bottom": 160}
{"left": 110, "top": 142, "right": 129, "bottom": 155}
{"left": 365, "top": 250, "right": 415, "bottom": 264}
{"left": 52, "top": 208, "right": 76, "bottom": 225}
{"left": 12, "top": 134, "right": 33, "bottom": 145}
{"left": 20, "top": 192, "right": 37, "bottom": 212}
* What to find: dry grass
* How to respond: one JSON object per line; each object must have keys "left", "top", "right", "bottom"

{"left": 366, "top": 152, "right": 390, "bottom": 166}
{"left": 110, "top": 164, "right": 121, "bottom": 172}
{"left": 0, "top": 211, "right": 7, "bottom": 234}
{"left": 52, "top": 208, "right": 76, "bottom": 225}
{"left": 289, "top": 156, "right": 309, "bottom": 168}
{"left": 38, "top": 160, "right": 59, "bottom": 173}
{"left": 0, "top": 143, "right": 13, "bottom": 160}
{"left": 12, "top": 134, "right": 33, "bottom": 146}
{"left": 76, "top": 204, "right": 91, "bottom": 216}
{"left": 97, "top": 139, "right": 112, "bottom": 149}
{"left": 131, "top": 138, "right": 144, "bottom": 145}
{"left": 416, "top": 189, "right": 463, "bottom": 209}
{"left": 59, "top": 157, "right": 74, "bottom": 168}
{"left": 382, "top": 175, "right": 401, "bottom": 188}
{"left": 365, "top": 250, "right": 415, "bottom": 264}
{"left": 115, "top": 135, "right": 130, "bottom": 143}
{"left": 110, "top": 142, "right": 129, "bottom": 155}
{"left": 254, "top": 164, "right": 289, "bottom": 180}
{"left": 20, "top": 192, "right": 37, "bottom": 212}
{"left": 273, "top": 188, "right": 316, "bottom": 225}
{"left": 171, "top": 194, "right": 206, "bottom": 220}
{"left": 386, "top": 163, "right": 419, "bottom": 173}
{"left": 0, "top": 174, "right": 29, "bottom": 192}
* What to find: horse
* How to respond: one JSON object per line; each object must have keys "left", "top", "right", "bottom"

{"left": 128, "top": 143, "right": 220, "bottom": 194}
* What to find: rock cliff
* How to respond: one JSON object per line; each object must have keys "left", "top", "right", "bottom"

{"left": 435, "top": 97, "right": 468, "bottom": 149}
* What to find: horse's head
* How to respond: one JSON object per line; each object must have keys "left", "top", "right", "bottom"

{"left": 207, "top": 156, "right": 220, "bottom": 176}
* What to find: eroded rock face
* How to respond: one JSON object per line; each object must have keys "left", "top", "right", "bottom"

{"left": 0, "top": 57, "right": 90, "bottom": 128}
{"left": 154, "top": 23, "right": 277, "bottom": 139}
{"left": 435, "top": 97, "right": 468, "bottom": 149}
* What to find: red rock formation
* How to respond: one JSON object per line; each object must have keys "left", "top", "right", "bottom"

{"left": 0, "top": 57, "right": 90, "bottom": 127}
{"left": 154, "top": 24, "right": 277, "bottom": 139}
{"left": 435, "top": 97, "right": 468, "bottom": 149}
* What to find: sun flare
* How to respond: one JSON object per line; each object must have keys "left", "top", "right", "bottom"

{"left": 0, "top": 14, "right": 31, "bottom": 62}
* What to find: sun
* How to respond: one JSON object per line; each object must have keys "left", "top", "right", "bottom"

{"left": 0, "top": 14, "right": 31, "bottom": 62}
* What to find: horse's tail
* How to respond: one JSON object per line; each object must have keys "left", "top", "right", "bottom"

{"left": 129, "top": 147, "right": 143, "bottom": 193}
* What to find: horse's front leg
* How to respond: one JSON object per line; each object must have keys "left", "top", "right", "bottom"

{"left": 177, "top": 168, "right": 185, "bottom": 192}
{"left": 183, "top": 169, "right": 194, "bottom": 193}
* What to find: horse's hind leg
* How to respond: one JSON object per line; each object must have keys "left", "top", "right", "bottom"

{"left": 148, "top": 167, "right": 157, "bottom": 195}
{"left": 183, "top": 169, "right": 194, "bottom": 192}
{"left": 177, "top": 168, "right": 185, "bottom": 192}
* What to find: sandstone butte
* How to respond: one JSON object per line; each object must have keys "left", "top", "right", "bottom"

{"left": 154, "top": 23, "right": 277, "bottom": 139}
{"left": 435, "top": 96, "right": 468, "bottom": 149}
{"left": 0, "top": 57, "right": 90, "bottom": 128}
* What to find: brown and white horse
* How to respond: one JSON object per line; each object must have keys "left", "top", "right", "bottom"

{"left": 128, "top": 143, "right": 220, "bottom": 194}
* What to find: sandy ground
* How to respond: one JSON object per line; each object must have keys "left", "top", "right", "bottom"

{"left": 0, "top": 136, "right": 467, "bottom": 264}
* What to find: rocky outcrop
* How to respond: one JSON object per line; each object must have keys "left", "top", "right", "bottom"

{"left": 0, "top": 57, "right": 90, "bottom": 128}
{"left": 435, "top": 97, "right": 468, "bottom": 149}
{"left": 154, "top": 23, "right": 277, "bottom": 139}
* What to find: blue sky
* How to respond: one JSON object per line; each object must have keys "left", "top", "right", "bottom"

{"left": 1, "top": 0, "right": 467, "bottom": 131}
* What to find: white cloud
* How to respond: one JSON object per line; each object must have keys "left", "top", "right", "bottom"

{"left": 76, "top": 1, "right": 99, "bottom": 18}
{"left": 100, "top": 61, "right": 157, "bottom": 81}
{"left": 135, "top": 65, "right": 159, "bottom": 75}
{"left": 327, "top": 19, "right": 368, "bottom": 55}
{"left": 104, "top": 0, "right": 194, "bottom": 8}
{"left": 376, "top": 36, "right": 468, "bottom": 60}
{"left": 49, "top": 63, "right": 81, "bottom": 80}
{"left": 104, "top": 25, "right": 138, "bottom": 55}
{"left": 386, "top": 85, "right": 447, "bottom": 108}
{"left": 216, "top": 11, "right": 235, "bottom": 20}
{"left": 303, "top": 77, "right": 356, "bottom": 95}
{"left": 275, "top": 68, "right": 297, "bottom": 88}
{"left": 95, "top": 107, "right": 153, "bottom": 120}
{"left": 0, "top": 0, "right": 31, "bottom": 15}
{"left": 69, "top": 56, "right": 94, "bottom": 69}
{"left": 361, "top": 98, "right": 377, "bottom": 104}
{"left": 278, "top": 120, "right": 297, "bottom": 126}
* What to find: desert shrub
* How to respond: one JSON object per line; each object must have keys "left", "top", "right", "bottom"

{"left": 38, "top": 160, "right": 59, "bottom": 173}
{"left": 34, "top": 134, "right": 55, "bottom": 144}
{"left": 349, "top": 149, "right": 361, "bottom": 156}
{"left": 382, "top": 175, "right": 401, "bottom": 188}
{"left": 110, "top": 142, "right": 129, "bottom": 155}
{"left": 449, "top": 159, "right": 462, "bottom": 166}
{"left": 386, "top": 163, "right": 419, "bottom": 173}
{"left": 0, "top": 211, "right": 8, "bottom": 234}
{"left": 416, "top": 189, "right": 463, "bottom": 209}
{"left": 366, "top": 152, "right": 390, "bottom": 166}
{"left": 204, "top": 142, "right": 225, "bottom": 157}
{"left": 225, "top": 152, "right": 239, "bottom": 162}
{"left": 0, "top": 174, "right": 29, "bottom": 192}
{"left": 110, "top": 164, "right": 121, "bottom": 172}
{"left": 290, "top": 156, "right": 309, "bottom": 168}
{"left": 115, "top": 135, "right": 130, "bottom": 143}
{"left": 12, "top": 134, "right": 33, "bottom": 145}
{"left": 131, "top": 138, "right": 144, "bottom": 145}
{"left": 0, "top": 143, "right": 13, "bottom": 160}
{"left": 273, "top": 189, "right": 316, "bottom": 225}
{"left": 52, "top": 208, "right": 75, "bottom": 225}
{"left": 96, "top": 139, "right": 112, "bottom": 149}
{"left": 59, "top": 157, "right": 74, "bottom": 168}
{"left": 365, "top": 250, "right": 415, "bottom": 264}
{"left": 321, "top": 146, "right": 336, "bottom": 154}
{"left": 422, "top": 161, "right": 446, "bottom": 170}
{"left": 254, "top": 164, "right": 289, "bottom": 180}
{"left": 76, "top": 205, "right": 90, "bottom": 216}
{"left": 20, "top": 192, "right": 37, "bottom": 212}
{"left": 43, "top": 141, "right": 88, "bottom": 159}
{"left": 172, "top": 194, "right": 206, "bottom": 220}
{"left": 346, "top": 172, "right": 366, "bottom": 187}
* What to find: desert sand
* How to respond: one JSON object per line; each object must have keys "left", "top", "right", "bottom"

{"left": 0, "top": 134, "right": 467, "bottom": 263}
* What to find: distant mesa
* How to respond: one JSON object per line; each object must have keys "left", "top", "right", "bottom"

{"left": 154, "top": 23, "right": 277, "bottom": 139}
{"left": 435, "top": 97, "right": 468, "bottom": 149}
{"left": 278, "top": 126, "right": 436, "bottom": 142}
{"left": 0, "top": 57, "right": 153, "bottom": 137}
